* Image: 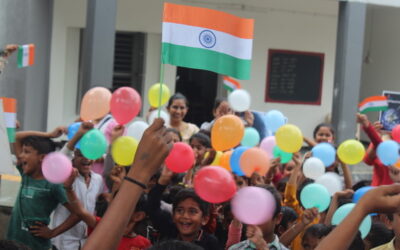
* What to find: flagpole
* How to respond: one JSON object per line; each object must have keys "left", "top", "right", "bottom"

{"left": 158, "top": 62, "right": 165, "bottom": 118}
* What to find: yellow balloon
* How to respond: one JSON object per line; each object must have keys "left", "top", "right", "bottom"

{"left": 204, "top": 151, "right": 223, "bottom": 165}
{"left": 275, "top": 124, "right": 303, "bottom": 153}
{"left": 148, "top": 83, "right": 171, "bottom": 108}
{"left": 337, "top": 139, "right": 365, "bottom": 165}
{"left": 111, "top": 136, "right": 138, "bottom": 166}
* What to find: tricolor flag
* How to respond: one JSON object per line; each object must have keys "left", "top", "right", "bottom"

{"left": 223, "top": 76, "right": 241, "bottom": 92}
{"left": 17, "top": 44, "right": 35, "bottom": 68}
{"left": 162, "top": 3, "right": 254, "bottom": 80}
{"left": 0, "top": 98, "right": 17, "bottom": 143}
{"left": 358, "top": 96, "right": 388, "bottom": 114}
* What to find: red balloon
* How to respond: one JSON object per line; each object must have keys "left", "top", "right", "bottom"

{"left": 165, "top": 142, "right": 195, "bottom": 173}
{"left": 393, "top": 125, "right": 400, "bottom": 143}
{"left": 194, "top": 166, "right": 237, "bottom": 203}
{"left": 110, "top": 87, "right": 142, "bottom": 125}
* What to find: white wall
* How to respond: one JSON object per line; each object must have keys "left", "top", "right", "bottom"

{"left": 48, "top": 0, "right": 339, "bottom": 138}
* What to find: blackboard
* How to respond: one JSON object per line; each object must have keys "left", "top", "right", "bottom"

{"left": 265, "top": 49, "right": 324, "bottom": 105}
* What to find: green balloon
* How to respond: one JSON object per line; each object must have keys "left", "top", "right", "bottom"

{"left": 332, "top": 203, "right": 371, "bottom": 239}
{"left": 300, "top": 183, "right": 331, "bottom": 212}
{"left": 273, "top": 146, "right": 292, "bottom": 164}
{"left": 241, "top": 127, "right": 260, "bottom": 147}
{"left": 80, "top": 129, "right": 108, "bottom": 160}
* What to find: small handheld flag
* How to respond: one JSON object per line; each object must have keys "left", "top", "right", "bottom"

{"left": 223, "top": 76, "right": 241, "bottom": 92}
{"left": 358, "top": 96, "right": 388, "bottom": 114}
{"left": 17, "top": 44, "right": 35, "bottom": 68}
{"left": 0, "top": 97, "right": 17, "bottom": 143}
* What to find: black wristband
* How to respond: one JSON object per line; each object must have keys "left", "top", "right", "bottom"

{"left": 124, "top": 176, "right": 147, "bottom": 189}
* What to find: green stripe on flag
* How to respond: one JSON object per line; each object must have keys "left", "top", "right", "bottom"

{"left": 162, "top": 43, "right": 251, "bottom": 80}
{"left": 7, "top": 127, "right": 15, "bottom": 143}
{"left": 360, "top": 106, "right": 388, "bottom": 114}
{"left": 17, "top": 46, "right": 23, "bottom": 68}
{"left": 223, "top": 85, "right": 234, "bottom": 92}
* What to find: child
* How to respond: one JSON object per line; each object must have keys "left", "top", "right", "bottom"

{"left": 189, "top": 132, "right": 211, "bottom": 168}
{"left": 201, "top": 98, "right": 233, "bottom": 131}
{"left": 301, "top": 224, "right": 332, "bottom": 250}
{"left": 147, "top": 167, "right": 220, "bottom": 249}
{"left": 7, "top": 128, "right": 79, "bottom": 250}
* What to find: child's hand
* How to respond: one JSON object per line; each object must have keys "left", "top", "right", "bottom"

{"left": 356, "top": 113, "right": 370, "bottom": 127}
{"left": 49, "top": 126, "right": 67, "bottom": 138}
{"left": 158, "top": 166, "right": 175, "bottom": 185}
{"left": 243, "top": 111, "right": 254, "bottom": 127}
{"left": 246, "top": 225, "right": 269, "bottom": 250}
{"left": 29, "top": 222, "right": 54, "bottom": 239}
{"left": 109, "top": 166, "right": 126, "bottom": 184}
{"left": 333, "top": 189, "right": 354, "bottom": 200}
{"left": 301, "top": 207, "right": 319, "bottom": 226}
{"left": 358, "top": 184, "right": 400, "bottom": 215}
{"left": 292, "top": 153, "right": 302, "bottom": 168}
{"left": 77, "top": 121, "right": 94, "bottom": 136}
{"left": 110, "top": 125, "right": 125, "bottom": 143}
{"left": 64, "top": 168, "right": 78, "bottom": 190}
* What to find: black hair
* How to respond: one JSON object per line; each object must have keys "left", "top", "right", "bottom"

{"left": 279, "top": 206, "right": 298, "bottom": 230}
{"left": 163, "top": 184, "right": 185, "bottom": 204}
{"left": 148, "top": 240, "right": 203, "bottom": 250}
{"left": 135, "top": 193, "right": 148, "bottom": 212}
{"left": 352, "top": 180, "right": 372, "bottom": 191}
{"left": 256, "top": 185, "right": 282, "bottom": 218}
{"left": 172, "top": 188, "right": 210, "bottom": 216}
{"left": 166, "top": 128, "right": 182, "bottom": 142}
{"left": 348, "top": 231, "right": 365, "bottom": 250}
{"left": 365, "top": 222, "right": 394, "bottom": 249}
{"left": 213, "top": 97, "right": 228, "bottom": 111}
{"left": 189, "top": 132, "right": 211, "bottom": 148}
{"left": 303, "top": 224, "right": 332, "bottom": 239}
{"left": 0, "top": 240, "right": 31, "bottom": 250}
{"left": 167, "top": 93, "right": 189, "bottom": 109}
{"left": 313, "top": 123, "right": 335, "bottom": 139}
{"left": 21, "top": 136, "right": 56, "bottom": 155}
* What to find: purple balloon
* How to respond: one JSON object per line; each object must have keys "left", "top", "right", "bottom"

{"left": 42, "top": 152, "right": 73, "bottom": 184}
{"left": 231, "top": 187, "right": 275, "bottom": 225}
{"left": 259, "top": 136, "right": 276, "bottom": 158}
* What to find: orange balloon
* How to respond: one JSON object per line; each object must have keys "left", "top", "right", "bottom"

{"left": 219, "top": 151, "right": 233, "bottom": 171}
{"left": 395, "top": 159, "right": 400, "bottom": 169}
{"left": 80, "top": 87, "right": 112, "bottom": 121}
{"left": 211, "top": 115, "right": 244, "bottom": 151}
{"left": 240, "top": 147, "right": 270, "bottom": 177}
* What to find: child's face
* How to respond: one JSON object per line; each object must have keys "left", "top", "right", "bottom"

{"left": 19, "top": 145, "right": 42, "bottom": 175}
{"left": 214, "top": 101, "right": 233, "bottom": 119}
{"left": 173, "top": 198, "right": 208, "bottom": 238}
{"left": 314, "top": 126, "right": 334, "bottom": 144}
{"left": 283, "top": 161, "right": 295, "bottom": 178}
{"left": 72, "top": 150, "right": 93, "bottom": 176}
{"left": 190, "top": 138, "right": 207, "bottom": 165}
{"left": 302, "top": 234, "right": 323, "bottom": 250}
{"left": 167, "top": 132, "right": 181, "bottom": 143}
{"left": 258, "top": 213, "right": 282, "bottom": 242}
{"left": 389, "top": 166, "right": 400, "bottom": 183}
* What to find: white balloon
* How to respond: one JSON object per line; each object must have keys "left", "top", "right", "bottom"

{"left": 315, "top": 172, "right": 343, "bottom": 196}
{"left": 228, "top": 89, "right": 251, "bottom": 112}
{"left": 127, "top": 121, "right": 149, "bottom": 141}
{"left": 302, "top": 157, "right": 325, "bottom": 180}
{"left": 148, "top": 109, "right": 170, "bottom": 125}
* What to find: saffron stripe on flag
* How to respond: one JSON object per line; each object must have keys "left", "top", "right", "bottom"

{"left": 163, "top": 2, "right": 254, "bottom": 39}
{"left": 162, "top": 43, "right": 251, "bottom": 80}
{"left": 28, "top": 44, "right": 35, "bottom": 66}
{"left": 358, "top": 96, "right": 387, "bottom": 108}
{"left": 0, "top": 98, "right": 17, "bottom": 113}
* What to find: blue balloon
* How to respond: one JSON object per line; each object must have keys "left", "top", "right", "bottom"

{"left": 377, "top": 140, "right": 400, "bottom": 165}
{"left": 300, "top": 183, "right": 331, "bottom": 212}
{"left": 67, "top": 122, "right": 82, "bottom": 149}
{"left": 332, "top": 203, "right": 371, "bottom": 239}
{"left": 312, "top": 143, "right": 336, "bottom": 167}
{"left": 230, "top": 146, "right": 249, "bottom": 176}
{"left": 241, "top": 127, "right": 260, "bottom": 147}
{"left": 353, "top": 186, "right": 374, "bottom": 203}
{"left": 264, "top": 110, "right": 286, "bottom": 133}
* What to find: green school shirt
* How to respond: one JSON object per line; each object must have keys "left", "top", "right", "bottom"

{"left": 6, "top": 165, "right": 68, "bottom": 250}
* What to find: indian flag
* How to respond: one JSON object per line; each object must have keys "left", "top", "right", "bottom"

{"left": 17, "top": 44, "right": 35, "bottom": 68}
{"left": 162, "top": 3, "right": 254, "bottom": 80}
{"left": 0, "top": 97, "right": 17, "bottom": 143}
{"left": 223, "top": 76, "right": 241, "bottom": 92}
{"left": 358, "top": 96, "right": 388, "bottom": 114}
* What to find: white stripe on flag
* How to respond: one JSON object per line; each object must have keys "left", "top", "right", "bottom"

{"left": 224, "top": 81, "right": 236, "bottom": 89}
{"left": 162, "top": 22, "right": 253, "bottom": 60}
{"left": 3, "top": 112, "right": 16, "bottom": 128}
{"left": 359, "top": 100, "right": 388, "bottom": 111}
{"left": 22, "top": 45, "right": 29, "bottom": 67}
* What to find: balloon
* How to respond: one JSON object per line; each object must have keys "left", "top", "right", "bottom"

{"left": 211, "top": 115, "right": 244, "bottom": 151}
{"left": 353, "top": 186, "right": 374, "bottom": 203}
{"left": 204, "top": 151, "right": 223, "bottom": 166}
{"left": 392, "top": 125, "right": 400, "bottom": 143}
{"left": 300, "top": 183, "right": 331, "bottom": 212}
{"left": 194, "top": 166, "right": 236, "bottom": 203}
{"left": 165, "top": 142, "right": 195, "bottom": 173}
{"left": 80, "top": 129, "right": 108, "bottom": 160}
{"left": 231, "top": 187, "right": 276, "bottom": 225}
{"left": 148, "top": 109, "right": 170, "bottom": 125}
{"left": 104, "top": 120, "right": 127, "bottom": 144}
{"left": 395, "top": 159, "right": 400, "bottom": 169}
{"left": 332, "top": 203, "right": 371, "bottom": 239}
{"left": 110, "top": 87, "right": 141, "bottom": 125}
{"left": 148, "top": 83, "right": 170, "bottom": 108}
{"left": 67, "top": 122, "right": 81, "bottom": 140}
{"left": 241, "top": 127, "right": 260, "bottom": 147}
{"left": 337, "top": 140, "right": 365, "bottom": 165}
{"left": 377, "top": 140, "right": 400, "bottom": 165}
{"left": 259, "top": 136, "right": 276, "bottom": 158}
{"left": 315, "top": 172, "right": 343, "bottom": 196}
{"left": 240, "top": 147, "right": 270, "bottom": 177}
{"left": 303, "top": 157, "right": 325, "bottom": 180}
{"left": 312, "top": 143, "right": 336, "bottom": 167}
{"left": 219, "top": 151, "right": 233, "bottom": 171}
{"left": 275, "top": 124, "right": 303, "bottom": 153}
{"left": 42, "top": 152, "right": 73, "bottom": 184}
{"left": 230, "top": 146, "right": 249, "bottom": 176}
{"left": 80, "top": 87, "right": 112, "bottom": 121}
{"left": 264, "top": 110, "right": 286, "bottom": 133}
{"left": 127, "top": 121, "right": 149, "bottom": 141}
{"left": 111, "top": 136, "right": 138, "bottom": 166}
{"left": 228, "top": 89, "right": 251, "bottom": 112}
{"left": 273, "top": 146, "right": 293, "bottom": 164}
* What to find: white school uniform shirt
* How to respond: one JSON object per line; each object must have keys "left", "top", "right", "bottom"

{"left": 51, "top": 171, "right": 103, "bottom": 250}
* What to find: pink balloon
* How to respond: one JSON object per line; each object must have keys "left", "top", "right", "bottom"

{"left": 110, "top": 87, "right": 142, "bottom": 125}
{"left": 42, "top": 152, "right": 73, "bottom": 184}
{"left": 259, "top": 136, "right": 276, "bottom": 158}
{"left": 165, "top": 142, "right": 195, "bottom": 173}
{"left": 194, "top": 166, "right": 237, "bottom": 203}
{"left": 231, "top": 186, "right": 276, "bottom": 225}
{"left": 104, "top": 120, "right": 127, "bottom": 144}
